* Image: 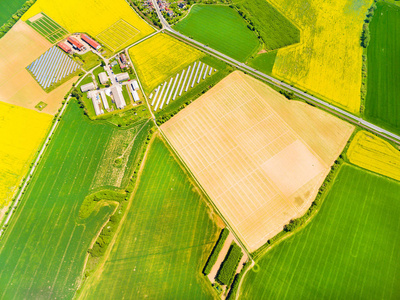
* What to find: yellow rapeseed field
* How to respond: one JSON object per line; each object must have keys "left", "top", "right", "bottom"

{"left": 22, "top": 0, "right": 154, "bottom": 39}
{"left": 269, "top": 0, "right": 372, "bottom": 114}
{"left": 0, "top": 101, "right": 52, "bottom": 208}
{"left": 129, "top": 33, "right": 204, "bottom": 93}
{"left": 347, "top": 131, "right": 400, "bottom": 181}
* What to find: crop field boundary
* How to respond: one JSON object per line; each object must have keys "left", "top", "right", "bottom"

{"left": 158, "top": 129, "right": 253, "bottom": 261}
{"left": 96, "top": 19, "right": 140, "bottom": 52}
{"left": 75, "top": 132, "right": 155, "bottom": 297}
{"left": 0, "top": 73, "right": 87, "bottom": 239}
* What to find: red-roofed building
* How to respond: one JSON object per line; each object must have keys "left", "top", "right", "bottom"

{"left": 67, "top": 36, "right": 84, "bottom": 51}
{"left": 58, "top": 42, "right": 72, "bottom": 54}
{"left": 81, "top": 34, "right": 101, "bottom": 50}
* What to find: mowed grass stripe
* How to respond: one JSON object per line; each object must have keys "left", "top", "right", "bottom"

{"left": 0, "top": 101, "right": 149, "bottom": 299}
{"left": 2, "top": 121, "right": 98, "bottom": 298}
{"left": 80, "top": 137, "right": 220, "bottom": 299}
{"left": 241, "top": 164, "right": 400, "bottom": 299}
{"left": 365, "top": 2, "right": 400, "bottom": 133}
{"left": 174, "top": 5, "right": 259, "bottom": 62}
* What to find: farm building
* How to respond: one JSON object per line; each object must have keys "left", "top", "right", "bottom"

{"left": 81, "top": 34, "right": 101, "bottom": 51}
{"left": 115, "top": 73, "right": 129, "bottom": 82}
{"left": 81, "top": 82, "right": 95, "bottom": 92}
{"left": 111, "top": 86, "right": 127, "bottom": 109}
{"left": 88, "top": 91, "right": 104, "bottom": 116}
{"left": 119, "top": 53, "right": 128, "bottom": 69}
{"left": 100, "top": 90, "right": 109, "bottom": 110}
{"left": 110, "top": 61, "right": 118, "bottom": 67}
{"left": 67, "top": 36, "right": 84, "bottom": 51}
{"left": 131, "top": 80, "right": 139, "bottom": 90}
{"left": 58, "top": 42, "right": 72, "bottom": 54}
{"left": 98, "top": 72, "right": 109, "bottom": 84}
{"left": 128, "top": 83, "right": 140, "bottom": 101}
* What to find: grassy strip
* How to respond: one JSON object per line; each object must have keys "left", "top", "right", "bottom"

{"left": 203, "top": 228, "right": 229, "bottom": 275}
{"left": 0, "top": 0, "right": 36, "bottom": 39}
{"left": 74, "top": 51, "right": 103, "bottom": 71}
{"left": 225, "top": 261, "right": 250, "bottom": 300}
{"left": 216, "top": 243, "right": 243, "bottom": 286}
{"left": 79, "top": 190, "right": 126, "bottom": 219}
{"left": 87, "top": 126, "right": 155, "bottom": 258}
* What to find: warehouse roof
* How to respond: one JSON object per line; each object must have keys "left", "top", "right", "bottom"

{"left": 111, "top": 86, "right": 126, "bottom": 109}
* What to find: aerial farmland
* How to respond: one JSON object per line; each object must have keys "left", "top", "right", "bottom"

{"left": 0, "top": 0, "right": 399, "bottom": 299}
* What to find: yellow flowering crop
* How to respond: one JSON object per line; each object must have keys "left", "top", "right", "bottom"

{"left": 129, "top": 33, "right": 204, "bottom": 93}
{"left": 0, "top": 101, "right": 52, "bottom": 208}
{"left": 22, "top": 0, "right": 154, "bottom": 40}
{"left": 347, "top": 131, "right": 400, "bottom": 181}
{"left": 270, "top": 0, "right": 372, "bottom": 114}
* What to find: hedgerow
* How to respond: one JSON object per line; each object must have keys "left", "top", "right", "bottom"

{"left": 216, "top": 243, "right": 243, "bottom": 285}
{"left": 0, "top": 0, "right": 36, "bottom": 39}
{"left": 226, "top": 261, "right": 249, "bottom": 300}
{"left": 88, "top": 126, "right": 156, "bottom": 258}
{"left": 203, "top": 228, "right": 229, "bottom": 275}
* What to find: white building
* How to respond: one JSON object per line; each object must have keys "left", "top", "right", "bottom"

{"left": 128, "top": 83, "right": 140, "bottom": 102}
{"left": 88, "top": 91, "right": 104, "bottom": 116}
{"left": 80, "top": 82, "right": 95, "bottom": 93}
{"left": 100, "top": 90, "right": 109, "bottom": 110}
{"left": 131, "top": 79, "right": 139, "bottom": 90}
{"left": 111, "top": 86, "right": 126, "bottom": 109}
{"left": 115, "top": 72, "right": 129, "bottom": 82}
{"left": 98, "top": 72, "right": 109, "bottom": 85}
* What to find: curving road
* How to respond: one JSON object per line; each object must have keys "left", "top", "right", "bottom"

{"left": 151, "top": 0, "right": 400, "bottom": 144}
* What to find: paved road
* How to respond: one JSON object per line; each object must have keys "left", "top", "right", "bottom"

{"left": 151, "top": 1, "right": 400, "bottom": 144}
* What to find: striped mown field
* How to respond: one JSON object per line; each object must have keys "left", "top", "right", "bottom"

{"left": 174, "top": 5, "right": 260, "bottom": 62}
{"left": 79, "top": 137, "right": 221, "bottom": 299}
{"left": 0, "top": 101, "right": 150, "bottom": 299}
{"left": 347, "top": 131, "right": 400, "bottom": 181}
{"left": 0, "top": 0, "right": 26, "bottom": 26}
{"left": 240, "top": 164, "right": 400, "bottom": 299}
{"left": 365, "top": 2, "right": 400, "bottom": 133}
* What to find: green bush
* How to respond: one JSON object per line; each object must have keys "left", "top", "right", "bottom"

{"left": 79, "top": 190, "right": 125, "bottom": 219}
{"left": 203, "top": 228, "right": 229, "bottom": 275}
{"left": 226, "top": 262, "right": 249, "bottom": 300}
{"left": 216, "top": 243, "right": 243, "bottom": 285}
{"left": 0, "top": 0, "right": 36, "bottom": 40}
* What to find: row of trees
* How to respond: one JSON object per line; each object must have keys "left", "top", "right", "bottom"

{"left": 203, "top": 228, "right": 230, "bottom": 275}
{"left": 216, "top": 243, "right": 243, "bottom": 286}
{"left": 0, "top": 0, "right": 36, "bottom": 39}
{"left": 360, "top": 2, "right": 378, "bottom": 48}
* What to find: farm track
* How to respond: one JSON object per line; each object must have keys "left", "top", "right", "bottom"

{"left": 151, "top": 0, "right": 400, "bottom": 145}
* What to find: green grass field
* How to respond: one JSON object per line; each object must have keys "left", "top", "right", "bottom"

{"left": 174, "top": 5, "right": 259, "bottom": 62}
{"left": 79, "top": 136, "right": 221, "bottom": 299}
{"left": 248, "top": 50, "right": 278, "bottom": 75}
{"left": 365, "top": 2, "right": 400, "bottom": 133}
{"left": 0, "top": 0, "right": 27, "bottom": 26}
{"left": 0, "top": 101, "right": 151, "bottom": 299}
{"left": 240, "top": 164, "right": 400, "bottom": 299}
{"left": 233, "top": 0, "right": 300, "bottom": 51}
{"left": 27, "top": 13, "right": 68, "bottom": 44}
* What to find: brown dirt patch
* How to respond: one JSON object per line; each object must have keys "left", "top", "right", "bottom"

{"left": 161, "top": 71, "right": 354, "bottom": 251}
{"left": 0, "top": 21, "right": 76, "bottom": 115}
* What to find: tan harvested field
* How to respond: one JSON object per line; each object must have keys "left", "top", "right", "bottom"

{"left": 162, "top": 71, "right": 354, "bottom": 251}
{"left": 0, "top": 21, "right": 76, "bottom": 115}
